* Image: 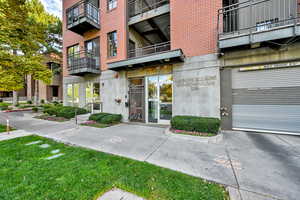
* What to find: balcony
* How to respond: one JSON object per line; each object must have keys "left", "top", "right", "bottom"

{"left": 128, "top": 41, "right": 171, "bottom": 58}
{"left": 66, "top": 0, "right": 100, "bottom": 35}
{"left": 218, "top": 0, "right": 300, "bottom": 49}
{"left": 128, "top": 0, "right": 170, "bottom": 25}
{"left": 108, "top": 42, "right": 184, "bottom": 70}
{"left": 67, "top": 51, "right": 101, "bottom": 76}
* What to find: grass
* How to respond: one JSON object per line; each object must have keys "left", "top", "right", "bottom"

{"left": 0, "top": 124, "right": 15, "bottom": 133}
{"left": 0, "top": 136, "right": 228, "bottom": 200}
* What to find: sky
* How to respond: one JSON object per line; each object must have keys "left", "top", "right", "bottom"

{"left": 40, "top": 0, "right": 62, "bottom": 19}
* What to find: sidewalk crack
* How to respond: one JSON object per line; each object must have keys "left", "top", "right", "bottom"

{"left": 144, "top": 136, "right": 170, "bottom": 162}
{"left": 226, "top": 148, "right": 243, "bottom": 200}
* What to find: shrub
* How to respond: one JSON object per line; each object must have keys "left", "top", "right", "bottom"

{"left": 0, "top": 99, "right": 3, "bottom": 103}
{"left": 171, "top": 116, "right": 220, "bottom": 134}
{"left": 89, "top": 113, "right": 122, "bottom": 124}
{"left": 32, "top": 107, "right": 39, "bottom": 112}
{"left": 101, "top": 114, "right": 122, "bottom": 124}
{"left": 40, "top": 99, "right": 45, "bottom": 104}
{"left": 27, "top": 100, "right": 32, "bottom": 104}
{"left": 43, "top": 107, "right": 57, "bottom": 116}
{"left": 43, "top": 105, "right": 87, "bottom": 119}
{"left": 0, "top": 103, "right": 10, "bottom": 110}
{"left": 89, "top": 113, "right": 110, "bottom": 122}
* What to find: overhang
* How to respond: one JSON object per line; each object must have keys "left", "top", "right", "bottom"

{"left": 107, "top": 49, "right": 184, "bottom": 70}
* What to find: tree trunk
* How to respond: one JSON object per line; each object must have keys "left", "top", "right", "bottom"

{"left": 34, "top": 80, "right": 39, "bottom": 106}
{"left": 12, "top": 91, "right": 19, "bottom": 107}
{"left": 12, "top": 50, "right": 19, "bottom": 107}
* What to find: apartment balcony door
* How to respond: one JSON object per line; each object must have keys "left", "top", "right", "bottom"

{"left": 146, "top": 74, "right": 173, "bottom": 124}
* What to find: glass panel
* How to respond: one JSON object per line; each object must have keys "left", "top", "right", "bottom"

{"left": 67, "top": 84, "right": 73, "bottom": 106}
{"left": 73, "top": 84, "right": 80, "bottom": 107}
{"left": 148, "top": 101, "right": 158, "bottom": 123}
{"left": 93, "top": 83, "right": 100, "bottom": 102}
{"left": 85, "top": 83, "right": 93, "bottom": 103}
{"left": 160, "top": 104, "right": 172, "bottom": 120}
{"left": 159, "top": 75, "right": 173, "bottom": 103}
{"left": 148, "top": 76, "right": 158, "bottom": 100}
{"left": 159, "top": 75, "right": 173, "bottom": 120}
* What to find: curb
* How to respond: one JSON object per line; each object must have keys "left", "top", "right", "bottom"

{"left": 164, "top": 127, "right": 223, "bottom": 144}
{"left": 3, "top": 108, "right": 33, "bottom": 113}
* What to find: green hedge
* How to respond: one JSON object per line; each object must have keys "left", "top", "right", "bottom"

{"left": 89, "top": 113, "right": 122, "bottom": 124}
{"left": 171, "top": 116, "right": 220, "bottom": 134}
{"left": 0, "top": 103, "right": 10, "bottom": 111}
{"left": 43, "top": 105, "right": 88, "bottom": 119}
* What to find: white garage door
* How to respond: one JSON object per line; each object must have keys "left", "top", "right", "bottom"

{"left": 232, "top": 66, "right": 300, "bottom": 134}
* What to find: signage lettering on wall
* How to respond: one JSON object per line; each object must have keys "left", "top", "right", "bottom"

{"left": 239, "top": 61, "right": 300, "bottom": 72}
{"left": 175, "top": 75, "right": 217, "bottom": 91}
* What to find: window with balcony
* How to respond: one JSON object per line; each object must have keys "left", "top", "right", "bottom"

{"left": 108, "top": 0, "right": 117, "bottom": 11}
{"left": 66, "top": 0, "right": 100, "bottom": 35}
{"left": 108, "top": 31, "right": 117, "bottom": 57}
{"left": 85, "top": 37, "right": 100, "bottom": 67}
{"left": 67, "top": 44, "right": 80, "bottom": 66}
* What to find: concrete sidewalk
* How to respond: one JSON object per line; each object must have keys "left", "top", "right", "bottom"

{"left": 1, "top": 111, "right": 299, "bottom": 200}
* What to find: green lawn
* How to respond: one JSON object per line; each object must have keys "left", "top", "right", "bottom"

{"left": 0, "top": 124, "right": 14, "bottom": 133}
{"left": 0, "top": 136, "right": 228, "bottom": 200}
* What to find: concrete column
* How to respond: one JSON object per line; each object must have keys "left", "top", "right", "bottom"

{"left": 79, "top": 82, "right": 86, "bottom": 108}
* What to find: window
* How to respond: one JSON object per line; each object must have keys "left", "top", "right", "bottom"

{"left": 108, "top": 31, "right": 117, "bottom": 57}
{"left": 52, "top": 86, "right": 59, "bottom": 97}
{"left": 67, "top": 6, "right": 79, "bottom": 25}
{"left": 67, "top": 44, "right": 79, "bottom": 66}
{"left": 85, "top": 37, "right": 100, "bottom": 67}
{"left": 67, "top": 84, "right": 73, "bottom": 106}
{"left": 66, "top": 83, "right": 79, "bottom": 106}
{"left": 108, "top": 0, "right": 117, "bottom": 10}
{"left": 86, "top": 0, "right": 99, "bottom": 24}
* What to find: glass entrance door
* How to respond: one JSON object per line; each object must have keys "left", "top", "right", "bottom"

{"left": 147, "top": 74, "right": 173, "bottom": 124}
{"left": 86, "top": 82, "right": 100, "bottom": 113}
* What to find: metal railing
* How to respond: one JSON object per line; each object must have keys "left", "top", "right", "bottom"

{"left": 218, "top": 0, "right": 299, "bottom": 38}
{"left": 66, "top": 0, "right": 99, "bottom": 27}
{"left": 67, "top": 50, "right": 99, "bottom": 72}
{"left": 128, "top": 0, "right": 169, "bottom": 17}
{"left": 128, "top": 41, "right": 171, "bottom": 58}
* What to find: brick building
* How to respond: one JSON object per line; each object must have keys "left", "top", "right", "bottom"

{"left": 0, "top": 53, "right": 63, "bottom": 103}
{"left": 63, "top": 0, "right": 221, "bottom": 124}
{"left": 63, "top": 0, "right": 300, "bottom": 134}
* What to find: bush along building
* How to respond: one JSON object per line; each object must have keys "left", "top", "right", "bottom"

{"left": 219, "top": 0, "right": 300, "bottom": 134}
{"left": 62, "top": 0, "right": 300, "bottom": 134}
{"left": 62, "top": 0, "right": 221, "bottom": 125}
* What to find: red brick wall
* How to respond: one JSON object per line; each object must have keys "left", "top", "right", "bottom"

{"left": 170, "top": 0, "right": 222, "bottom": 57}
{"left": 62, "top": 0, "right": 127, "bottom": 77}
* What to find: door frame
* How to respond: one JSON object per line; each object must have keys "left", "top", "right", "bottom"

{"left": 145, "top": 74, "right": 173, "bottom": 125}
{"left": 128, "top": 77, "right": 145, "bottom": 122}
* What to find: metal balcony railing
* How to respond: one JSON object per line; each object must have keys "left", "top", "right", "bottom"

{"left": 128, "top": 0, "right": 169, "bottom": 17}
{"left": 66, "top": 0, "right": 99, "bottom": 28}
{"left": 67, "top": 50, "right": 99, "bottom": 73}
{"left": 128, "top": 41, "right": 171, "bottom": 58}
{"left": 218, "top": 0, "right": 300, "bottom": 39}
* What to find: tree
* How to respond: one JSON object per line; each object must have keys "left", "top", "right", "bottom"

{"left": 0, "top": 0, "right": 58, "bottom": 105}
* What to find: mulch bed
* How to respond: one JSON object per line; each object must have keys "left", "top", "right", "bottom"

{"left": 170, "top": 128, "right": 217, "bottom": 137}
{"left": 80, "top": 120, "right": 115, "bottom": 128}
{"left": 34, "top": 115, "right": 69, "bottom": 122}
